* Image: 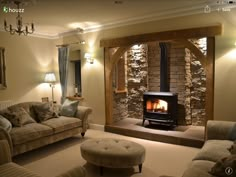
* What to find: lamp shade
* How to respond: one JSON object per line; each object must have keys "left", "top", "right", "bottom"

{"left": 44, "top": 72, "right": 56, "bottom": 83}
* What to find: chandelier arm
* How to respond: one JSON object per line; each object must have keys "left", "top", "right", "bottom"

{"left": 23, "top": 31, "right": 27, "bottom": 36}
{"left": 10, "top": 29, "right": 16, "bottom": 35}
{"left": 4, "top": 26, "right": 10, "bottom": 32}
{"left": 27, "top": 29, "right": 34, "bottom": 34}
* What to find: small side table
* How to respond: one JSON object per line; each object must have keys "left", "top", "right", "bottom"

{"left": 66, "top": 96, "right": 84, "bottom": 101}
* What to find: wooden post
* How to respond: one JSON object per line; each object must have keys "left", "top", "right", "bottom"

{"left": 104, "top": 48, "right": 113, "bottom": 125}
{"left": 104, "top": 46, "right": 131, "bottom": 125}
{"left": 205, "top": 37, "right": 215, "bottom": 122}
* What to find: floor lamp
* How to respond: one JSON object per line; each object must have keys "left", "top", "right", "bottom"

{"left": 44, "top": 72, "right": 56, "bottom": 103}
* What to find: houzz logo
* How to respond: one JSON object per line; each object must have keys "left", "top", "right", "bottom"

{"left": 3, "top": 6, "right": 8, "bottom": 13}
{"left": 3, "top": 6, "right": 24, "bottom": 13}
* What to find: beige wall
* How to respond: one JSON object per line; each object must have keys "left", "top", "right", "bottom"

{"left": 61, "top": 36, "right": 106, "bottom": 125}
{"left": 1, "top": 11, "right": 236, "bottom": 125}
{"left": 0, "top": 32, "right": 58, "bottom": 103}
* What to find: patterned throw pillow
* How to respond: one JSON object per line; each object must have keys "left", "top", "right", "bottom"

{"left": 0, "top": 115, "right": 12, "bottom": 132}
{"left": 2, "top": 107, "right": 36, "bottom": 127}
{"left": 33, "top": 103, "right": 58, "bottom": 122}
{"left": 209, "top": 155, "right": 236, "bottom": 177}
{"left": 228, "top": 142, "right": 236, "bottom": 154}
{"left": 60, "top": 99, "right": 79, "bottom": 117}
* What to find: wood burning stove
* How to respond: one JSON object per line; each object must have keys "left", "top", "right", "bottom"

{"left": 143, "top": 92, "right": 177, "bottom": 126}
{"left": 142, "top": 43, "right": 178, "bottom": 127}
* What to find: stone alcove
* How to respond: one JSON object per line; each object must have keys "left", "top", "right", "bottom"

{"left": 100, "top": 25, "right": 221, "bottom": 128}
{"left": 112, "top": 40, "right": 207, "bottom": 126}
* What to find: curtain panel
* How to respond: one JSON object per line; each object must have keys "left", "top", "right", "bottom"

{"left": 58, "top": 47, "right": 69, "bottom": 104}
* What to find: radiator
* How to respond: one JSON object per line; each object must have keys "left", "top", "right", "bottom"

{"left": 0, "top": 100, "right": 15, "bottom": 110}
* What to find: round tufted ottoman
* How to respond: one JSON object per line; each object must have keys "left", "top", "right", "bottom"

{"left": 80, "top": 138, "right": 145, "bottom": 175}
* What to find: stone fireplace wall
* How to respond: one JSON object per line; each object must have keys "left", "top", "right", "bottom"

{"left": 113, "top": 44, "right": 148, "bottom": 121}
{"left": 113, "top": 56, "right": 128, "bottom": 122}
{"left": 127, "top": 45, "right": 148, "bottom": 119}
{"left": 113, "top": 92, "right": 128, "bottom": 122}
{"left": 113, "top": 39, "right": 206, "bottom": 125}
{"left": 148, "top": 42, "right": 186, "bottom": 124}
{"left": 188, "top": 38, "right": 206, "bottom": 126}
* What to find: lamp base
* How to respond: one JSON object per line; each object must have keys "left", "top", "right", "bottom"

{"left": 74, "top": 93, "right": 81, "bottom": 97}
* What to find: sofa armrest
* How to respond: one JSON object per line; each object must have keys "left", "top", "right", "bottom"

{"left": 55, "top": 166, "right": 86, "bottom": 177}
{"left": 0, "top": 140, "right": 12, "bottom": 165}
{"left": 206, "top": 120, "right": 236, "bottom": 141}
{"left": 0, "top": 127, "right": 13, "bottom": 154}
{"left": 74, "top": 106, "right": 92, "bottom": 133}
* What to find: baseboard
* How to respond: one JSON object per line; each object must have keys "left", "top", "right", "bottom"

{"left": 89, "top": 123, "right": 105, "bottom": 131}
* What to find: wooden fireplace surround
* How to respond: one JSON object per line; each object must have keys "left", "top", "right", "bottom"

{"left": 100, "top": 25, "right": 222, "bottom": 126}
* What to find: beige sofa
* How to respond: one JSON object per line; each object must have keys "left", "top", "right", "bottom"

{"left": 0, "top": 140, "right": 86, "bottom": 177}
{"left": 160, "top": 120, "right": 236, "bottom": 177}
{"left": 182, "top": 120, "right": 236, "bottom": 177}
{"left": 0, "top": 102, "right": 92, "bottom": 156}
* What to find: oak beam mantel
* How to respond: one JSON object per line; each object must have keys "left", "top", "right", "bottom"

{"left": 100, "top": 25, "right": 222, "bottom": 48}
{"left": 102, "top": 25, "right": 220, "bottom": 126}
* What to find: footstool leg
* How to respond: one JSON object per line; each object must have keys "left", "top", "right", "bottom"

{"left": 139, "top": 164, "right": 142, "bottom": 173}
{"left": 100, "top": 166, "right": 103, "bottom": 176}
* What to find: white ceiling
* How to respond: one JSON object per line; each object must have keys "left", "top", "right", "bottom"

{"left": 1, "top": 0, "right": 236, "bottom": 38}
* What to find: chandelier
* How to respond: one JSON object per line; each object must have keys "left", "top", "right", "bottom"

{"left": 4, "top": 1, "right": 34, "bottom": 35}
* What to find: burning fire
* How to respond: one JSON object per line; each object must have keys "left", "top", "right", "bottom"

{"left": 146, "top": 99, "right": 168, "bottom": 113}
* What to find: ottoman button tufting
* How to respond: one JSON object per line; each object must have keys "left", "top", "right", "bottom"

{"left": 125, "top": 146, "right": 130, "bottom": 149}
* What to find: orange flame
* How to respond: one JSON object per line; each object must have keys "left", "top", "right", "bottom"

{"left": 146, "top": 99, "right": 168, "bottom": 113}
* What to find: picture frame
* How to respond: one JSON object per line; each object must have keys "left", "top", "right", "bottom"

{"left": 0, "top": 47, "right": 6, "bottom": 90}
{"left": 41, "top": 97, "right": 49, "bottom": 102}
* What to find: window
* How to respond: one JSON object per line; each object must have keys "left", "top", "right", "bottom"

{"left": 68, "top": 50, "right": 82, "bottom": 97}
{"left": 74, "top": 60, "right": 81, "bottom": 95}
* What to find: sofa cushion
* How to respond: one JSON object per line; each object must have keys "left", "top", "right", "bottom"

{"left": 10, "top": 123, "right": 53, "bottom": 145}
{"left": 0, "top": 115, "right": 12, "bottom": 133}
{"left": 2, "top": 107, "right": 36, "bottom": 127}
{"left": 33, "top": 103, "right": 58, "bottom": 122}
{"left": 0, "top": 162, "right": 41, "bottom": 177}
{"left": 60, "top": 99, "right": 79, "bottom": 117}
{"left": 209, "top": 155, "right": 236, "bottom": 177}
{"left": 182, "top": 160, "right": 215, "bottom": 177}
{"left": 193, "top": 140, "right": 233, "bottom": 162}
{"left": 41, "top": 116, "right": 81, "bottom": 133}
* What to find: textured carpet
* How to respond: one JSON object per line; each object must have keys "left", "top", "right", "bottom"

{"left": 13, "top": 129, "right": 200, "bottom": 177}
